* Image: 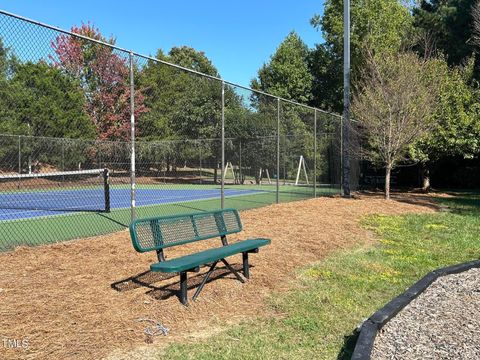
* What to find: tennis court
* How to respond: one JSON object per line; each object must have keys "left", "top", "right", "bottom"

{"left": 0, "top": 186, "right": 265, "bottom": 221}
{"left": 0, "top": 174, "right": 334, "bottom": 251}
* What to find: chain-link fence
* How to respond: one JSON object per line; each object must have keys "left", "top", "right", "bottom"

{"left": 0, "top": 10, "right": 346, "bottom": 251}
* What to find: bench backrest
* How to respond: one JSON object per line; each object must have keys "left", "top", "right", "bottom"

{"left": 130, "top": 208, "right": 242, "bottom": 253}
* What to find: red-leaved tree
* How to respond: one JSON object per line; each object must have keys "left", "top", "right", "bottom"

{"left": 50, "top": 23, "right": 147, "bottom": 140}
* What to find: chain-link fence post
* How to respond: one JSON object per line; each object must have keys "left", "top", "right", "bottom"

{"left": 18, "top": 136, "right": 21, "bottom": 174}
{"left": 98, "top": 140, "right": 102, "bottom": 169}
{"left": 340, "top": 115, "right": 344, "bottom": 194}
{"left": 221, "top": 81, "right": 225, "bottom": 209}
{"left": 239, "top": 140, "right": 242, "bottom": 184}
{"left": 61, "top": 138, "right": 65, "bottom": 172}
{"left": 342, "top": 0, "right": 351, "bottom": 197}
{"left": 129, "top": 52, "right": 136, "bottom": 221}
{"left": 276, "top": 98, "right": 280, "bottom": 204}
{"left": 314, "top": 109, "right": 317, "bottom": 198}
{"left": 198, "top": 140, "right": 202, "bottom": 184}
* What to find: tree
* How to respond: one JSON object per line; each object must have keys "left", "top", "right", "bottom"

{"left": 251, "top": 32, "right": 316, "bottom": 177}
{"left": 10, "top": 61, "right": 94, "bottom": 139}
{"left": 308, "top": 43, "right": 343, "bottom": 112}
{"left": 471, "top": 0, "right": 480, "bottom": 78}
{"left": 310, "top": 0, "right": 412, "bottom": 110}
{"left": 224, "top": 92, "right": 279, "bottom": 185}
{"left": 404, "top": 1, "right": 480, "bottom": 190}
{"left": 313, "top": 0, "right": 412, "bottom": 63}
{"left": 0, "top": 40, "right": 27, "bottom": 171}
{"left": 251, "top": 32, "right": 313, "bottom": 103}
{"left": 251, "top": 31, "right": 336, "bottom": 185}
{"left": 0, "top": 39, "right": 26, "bottom": 136}
{"left": 50, "top": 23, "right": 147, "bottom": 140}
{"left": 409, "top": 58, "right": 480, "bottom": 190}
{"left": 137, "top": 47, "right": 227, "bottom": 182}
{"left": 169, "top": 46, "right": 220, "bottom": 76}
{"left": 413, "top": 0, "right": 476, "bottom": 67}
{"left": 138, "top": 47, "right": 222, "bottom": 141}
{"left": 0, "top": 37, "right": 95, "bottom": 171}
{"left": 473, "top": 0, "right": 480, "bottom": 46}
{"left": 352, "top": 52, "right": 441, "bottom": 199}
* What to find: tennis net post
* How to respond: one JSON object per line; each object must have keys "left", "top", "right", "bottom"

{"left": 103, "top": 168, "right": 110, "bottom": 213}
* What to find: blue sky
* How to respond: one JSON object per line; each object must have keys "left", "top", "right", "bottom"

{"left": 0, "top": 0, "right": 325, "bottom": 87}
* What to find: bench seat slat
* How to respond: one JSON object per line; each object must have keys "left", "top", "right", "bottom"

{"left": 150, "top": 238, "right": 270, "bottom": 273}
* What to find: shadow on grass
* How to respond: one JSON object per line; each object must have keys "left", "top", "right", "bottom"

{"left": 359, "top": 190, "right": 480, "bottom": 214}
{"left": 391, "top": 196, "right": 445, "bottom": 212}
{"left": 434, "top": 193, "right": 480, "bottom": 215}
{"left": 358, "top": 191, "right": 444, "bottom": 212}
{"left": 96, "top": 212, "right": 129, "bottom": 227}
{"left": 337, "top": 330, "right": 360, "bottom": 360}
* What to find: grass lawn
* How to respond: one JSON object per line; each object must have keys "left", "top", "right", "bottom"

{"left": 162, "top": 192, "right": 480, "bottom": 360}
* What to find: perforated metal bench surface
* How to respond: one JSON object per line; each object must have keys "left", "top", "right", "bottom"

{"left": 129, "top": 208, "right": 271, "bottom": 304}
{"left": 150, "top": 239, "right": 270, "bottom": 273}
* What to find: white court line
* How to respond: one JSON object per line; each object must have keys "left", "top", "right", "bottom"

{"left": 0, "top": 188, "right": 269, "bottom": 223}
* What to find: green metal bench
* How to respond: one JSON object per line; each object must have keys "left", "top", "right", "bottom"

{"left": 129, "top": 208, "right": 270, "bottom": 305}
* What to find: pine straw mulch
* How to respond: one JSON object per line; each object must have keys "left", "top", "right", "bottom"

{"left": 0, "top": 192, "right": 441, "bottom": 360}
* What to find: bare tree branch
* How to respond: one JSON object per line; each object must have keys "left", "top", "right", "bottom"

{"left": 351, "top": 52, "right": 441, "bottom": 198}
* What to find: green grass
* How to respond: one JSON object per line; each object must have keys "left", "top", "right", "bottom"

{"left": 0, "top": 184, "right": 338, "bottom": 251}
{"left": 161, "top": 192, "right": 480, "bottom": 360}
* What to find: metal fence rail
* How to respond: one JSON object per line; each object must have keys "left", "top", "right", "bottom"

{"left": 0, "top": 10, "right": 345, "bottom": 251}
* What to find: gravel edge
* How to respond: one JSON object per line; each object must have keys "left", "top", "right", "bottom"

{"left": 351, "top": 259, "right": 480, "bottom": 360}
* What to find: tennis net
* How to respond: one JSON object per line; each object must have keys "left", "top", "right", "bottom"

{"left": 0, "top": 168, "right": 110, "bottom": 213}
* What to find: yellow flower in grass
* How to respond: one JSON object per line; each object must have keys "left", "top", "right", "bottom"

{"left": 379, "top": 239, "right": 396, "bottom": 245}
{"left": 365, "top": 262, "right": 388, "bottom": 272}
{"left": 424, "top": 223, "right": 448, "bottom": 230}
{"left": 380, "top": 269, "right": 401, "bottom": 278}
{"left": 304, "top": 268, "right": 333, "bottom": 279}
{"left": 379, "top": 272, "right": 401, "bottom": 283}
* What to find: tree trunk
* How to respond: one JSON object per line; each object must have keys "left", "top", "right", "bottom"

{"left": 166, "top": 157, "right": 171, "bottom": 174}
{"left": 255, "top": 168, "right": 261, "bottom": 185}
{"left": 385, "top": 165, "right": 392, "bottom": 199}
{"left": 420, "top": 162, "right": 430, "bottom": 192}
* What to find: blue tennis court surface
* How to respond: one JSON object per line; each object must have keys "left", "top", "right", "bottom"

{"left": 0, "top": 187, "right": 264, "bottom": 221}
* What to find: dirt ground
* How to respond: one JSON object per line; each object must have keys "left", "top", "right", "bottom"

{"left": 0, "top": 193, "right": 440, "bottom": 360}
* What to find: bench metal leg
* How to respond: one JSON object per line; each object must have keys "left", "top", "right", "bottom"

{"left": 220, "top": 258, "right": 245, "bottom": 283}
{"left": 192, "top": 260, "right": 218, "bottom": 301}
{"left": 242, "top": 252, "right": 250, "bottom": 279}
{"left": 179, "top": 272, "right": 188, "bottom": 305}
{"left": 186, "top": 256, "right": 252, "bottom": 303}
